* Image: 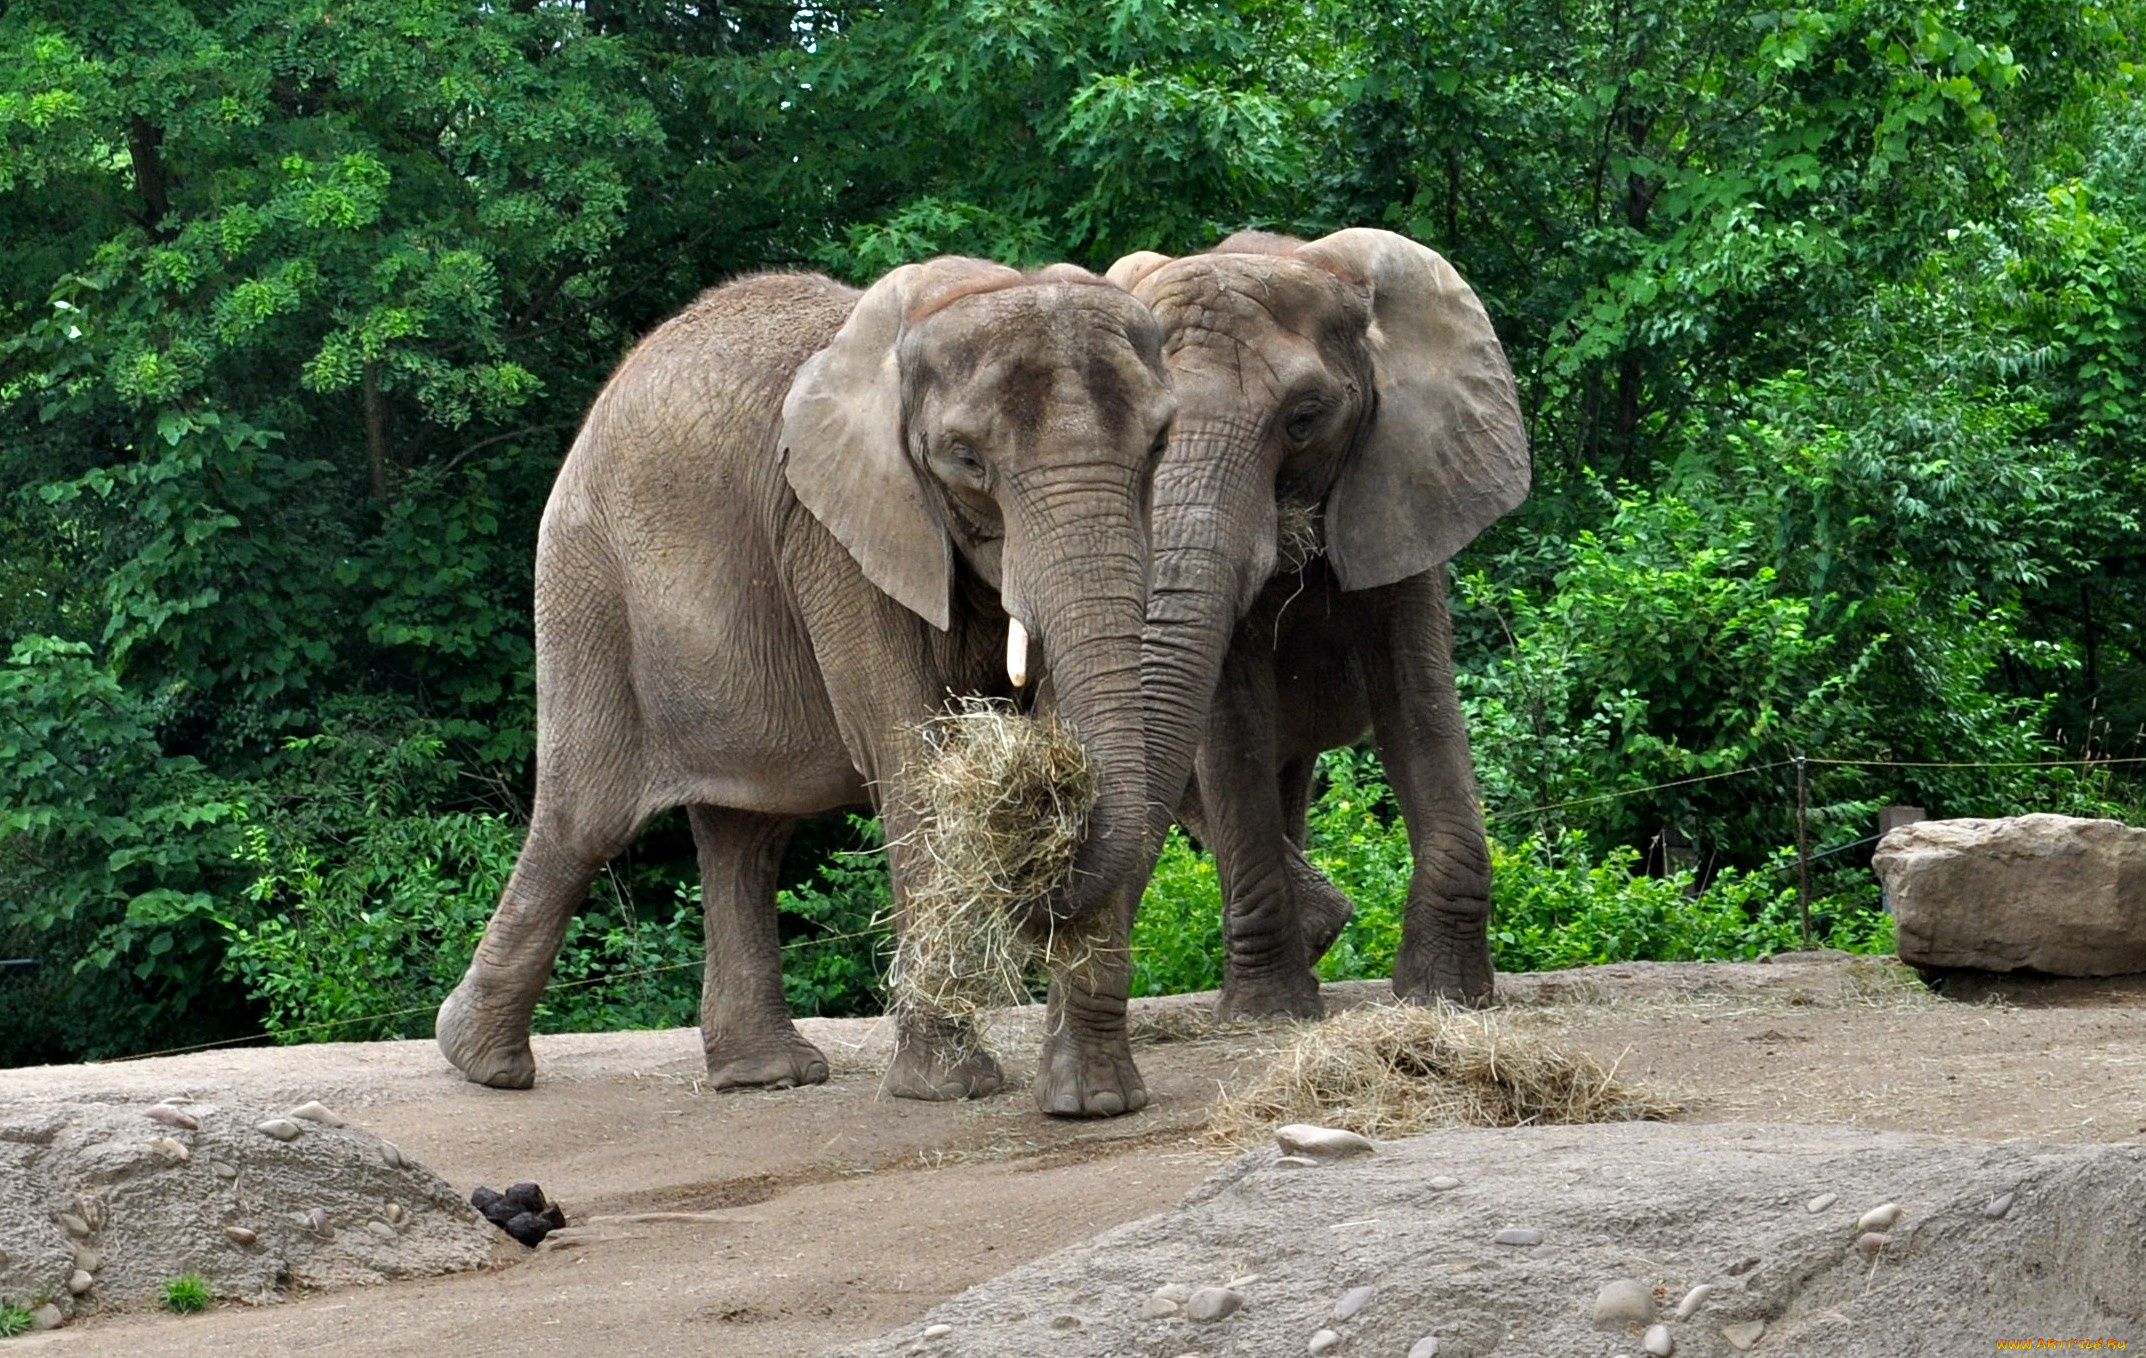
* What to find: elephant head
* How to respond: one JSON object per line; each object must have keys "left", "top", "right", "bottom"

{"left": 1107, "top": 229, "right": 1530, "bottom": 824}
{"left": 781, "top": 259, "right": 1176, "bottom": 924}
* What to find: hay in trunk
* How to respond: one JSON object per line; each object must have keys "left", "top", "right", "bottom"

{"left": 1206, "top": 1002, "right": 1678, "bottom": 1151}
{"left": 885, "top": 697, "right": 1105, "bottom": 1055}
{"left": 1275, "top": 498, "right": 1325, "bottom": 572}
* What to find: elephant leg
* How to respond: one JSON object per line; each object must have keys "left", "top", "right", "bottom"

{"left": 1278, "top": 754, "right": 1356, "bottom": 965}
{"left": 1362, "top": 573, "right": 1495, "bottom": 1006}
{"left": 1204, "top": 642, "right": 1324, "bottom": 1020}
{"left": 1034, "top": 886, "right": 1147, "bottom": 1118}
{"left": 689, "top": 805, "right": 828, "bottom": 1090}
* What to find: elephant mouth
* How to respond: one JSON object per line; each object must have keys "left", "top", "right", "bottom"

{"left": 1276, "top": 498, "right": 1325, "bottom": 572}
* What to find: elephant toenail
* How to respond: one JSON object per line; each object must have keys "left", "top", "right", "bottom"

{"left": 1092, "top": 1092, "right": 1124, "bottom": 1115}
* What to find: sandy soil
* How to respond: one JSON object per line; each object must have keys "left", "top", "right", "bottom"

{"left": 4, "top": 953, "right": 2141, "bottom": 1357}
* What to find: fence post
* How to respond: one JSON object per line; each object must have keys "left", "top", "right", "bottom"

{"left": 1795, "top": 754, "right": 1811, "bottom": 948}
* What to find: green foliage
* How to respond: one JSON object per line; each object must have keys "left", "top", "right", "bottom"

{"left": 1130, "top": 829, "right": 1223, "bottom": 998}
{"left": 0, "top": 1302, "right": 31, "bottom": 1337}
{"left": 771, "top": 818, "right": 893, "bottom": 1019}
{"left": 160, "top": 1273, "right": 210, "bottom": 1314}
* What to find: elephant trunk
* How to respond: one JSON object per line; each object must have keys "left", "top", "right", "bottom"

{"left": 1004, "top": 483, "right": 1151, "bottom": 928}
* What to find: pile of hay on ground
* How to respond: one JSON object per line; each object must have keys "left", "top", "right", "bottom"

{"left": 885, "top": 698, "right": 1101, "bottom": 1051}
{"left": 1207, "top": 1002, "right": 1678, "bottom": 1150}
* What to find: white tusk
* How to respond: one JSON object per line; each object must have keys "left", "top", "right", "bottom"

{"left": 1007, "top": 617, "right": 1030, "bottom": 689}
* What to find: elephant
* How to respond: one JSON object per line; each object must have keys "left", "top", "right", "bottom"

{"left": 1110, "top": 228, "right": 1530, "bottom": 1019}
{"left": 435, "top": 257, "right": 1177, "bottom": 1117}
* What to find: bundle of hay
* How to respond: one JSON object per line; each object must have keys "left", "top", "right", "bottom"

{"left": 885, "top": 697, "right": 1102, "bottom": 1052}
{"left": 1207, "top": 1002, "right": 1677, "bottom": 1151}
{"left": 1275, "top": 498, "right": 1325, "bottom": 572}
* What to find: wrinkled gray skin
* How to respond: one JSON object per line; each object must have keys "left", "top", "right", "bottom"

{"left": 436, "top": 259, "right": 1175, "bottom": 1116}
{"left": 1113, "top": 229, "right": 1530, "bottom": 1018}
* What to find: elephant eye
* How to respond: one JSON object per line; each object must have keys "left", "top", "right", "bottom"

{"left": 1285, "top": 397, "right": 1329, "bottom": 443}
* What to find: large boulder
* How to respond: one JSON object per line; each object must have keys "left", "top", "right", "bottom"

{"left": 1873, "top": 814, "right": 2146, "bottom": 976}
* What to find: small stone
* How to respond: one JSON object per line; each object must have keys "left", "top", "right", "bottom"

{"left": 1805, "top": 1192, "right": 1836, "bottom": 1213}
{"left": 146, "top": 1104, "right": 199, "bottom": 1131}
{"left": 1984, "top": 1192, "right": 2015, "bottom": 1220}
{"left": 304, "top": 1206, "right": 333, "bottom": 1238}
{"left": 1642, "top": 1322, "right": 1674, "bottom": 1355}
{"left": 366, "top": 1220, "right": 396, "bottom": 1241}
{"left": 1154, "top": 1284, "right": 1192, "bottom": 1304}
{"left": 1723, "top": 1319, "right": 1767, "bottom": 1350}
{"left": 1856, "top": 1202, "right": 1903, "bottom": 1233}
{"left": 255, "top": 1117, "right": 302, "bottom": 1142}
{"left": 56, "top": 1212, "right": 90, "bottom": 1238}
{"left": 1333, "top": 1285, "right": 1374, "bottom": 1321}
{"left": 31, "top": 1304, "right": 62, "bottom": 1331}
{"left": 1224, "top": 1273, "right": 1262, "bottom": 1291}
{"left": 1407, "top": 1340, "right": 1439, "bottom": 1358}
{"left": 1592, "top": 1278, "right": 1656, "bottom": 1327}
{"left": 385, "top": 1202, "right": 407, "bottom": 1224}
{"left": 66, "top": 1269, "right": 92, "bottom": 1296}
{"left": 71, "top": 1246, "right": 101, "bottom": 1274}
{"left": 1275, "top": 1124, "right": 1377, "bottom": 1160}
{"left": 380, "top": 1140, "right": 407, "bottom": 1169}
{"left": 287, "top": 1100, "right": 347, "bottom": 1127}
{"left": 1492, "top": 1227, "right": 1543, "bottom": 1247}
{"left": 224, "top": 1226, "right": 257, "bottom": 1246}
{"left": 1273, "top": 1155, "right": 1321, "bottom": 1168}
{"left": 1186, "top": 1287, "right": 1244, "bottom": 1322}
{"left": 149, "top": 1135, "right": 190, "bottom": 1164}
{"left": 210, "top": 1160, "right": 238, "bottom": 1181}
{"left": 1308, "top": 1329, "right": 1341, "bottom": 1354}
{"left": 1854, "top": 1231, "right": 1889, "bottom": 1256}
{"left": 1427, "top": 1176, "right": 1460, "bottom": 1191}
{"left": 921, "top": 1323, "right": 952, "bottom": 1340}
{"left": 1140, "top": 1296, "right": 1180, "bottom": 1319}
{"left": 1673, "top": 1284, "right": 1713, "bottom": 1320}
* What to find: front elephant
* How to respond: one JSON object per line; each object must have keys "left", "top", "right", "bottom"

{"left": 1112, "top": 229, "right": 1529, "bottom": 1017}
{"left": 435, "top": 258, "right": 1175, "bottom": 1116}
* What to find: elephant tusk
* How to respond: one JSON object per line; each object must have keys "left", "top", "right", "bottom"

{"left": 1007, "top": 617, "right": 1030, "bottom": 689}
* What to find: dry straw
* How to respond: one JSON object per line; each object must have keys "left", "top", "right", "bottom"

{"left": 1275, "top": 498, "right": 1325, "bottom": 572}
{"left": 884, "top": 697, "right": 1105, "bottom": 1055}
{"left": 1207, "top": 1001, "right": 1679, "bottom": 1150}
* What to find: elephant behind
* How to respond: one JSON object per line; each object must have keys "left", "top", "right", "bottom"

{"left": 437, "top": 258, "right": 1176, "bottom": 1117}
{"left": 1112, "top": 229, "right": 1530, "bottom": 1018}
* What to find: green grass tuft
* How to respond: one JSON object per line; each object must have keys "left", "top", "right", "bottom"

{"left": 161, "top": 1274, "right": 211, "bottom": 1314}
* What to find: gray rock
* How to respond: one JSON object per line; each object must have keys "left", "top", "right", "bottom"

{"left": 1406, "top": 1340, "right": 1439, "bottom": 1358}
{"left": 1641, "top": 1322, "right": 1674, "bottom": 1355}
{"left": 920, "top": 1324, "right": 951, "bottom": 1340}
{"left": 1592, "top": 1278, "right": 1655, "bottom": 1326}
{"left": 1492, "top": 1226, "right": 1542, "bottom": 1247}
{"left": 66, "top": 1268, "right": 91, "bottom": 1295}
{"left": 366, "top": 1220, "right": 396, "bottom": 1241}
{"left": 1307, "top": 1328, "right": 1340, "bottom": 1353}
{"left": 1673, "top": 1284, "right": 1713, "bottom": 1320}
{"left": 1854, "top": 1231, "right": 1890, "bottom": 1256}
{"left": 1856, "top": 1203, "right": 1903, "bottom": 1232}
{"left": 1153, "top": 1283, "right": 1191, "bottom": 1304}
{"left": 1332, "top": 1284, "right": 1374, "bottom": 1321}
{"left": 148, "top": 1135, "right": 190, "bottom": 1164}
{"left": 380, "top": 1140, "right": 408, "bottom": 1169}
{"left": 31, "top": 1304, "right": 62, "bottom": 1331}
{"left": 385, "top": 1202, "right": 407, "bottom": 1224}
{"left": 145, "top": 1104, "right": 198, "bottom": 1131}
{"left": 1985, "top": 1192, "right": 2015, "bottom": 1220}
{"left": 223, "top": 1226, "right": 256, "bottom": 1246}
{"left": 56, "top": 1212, "right": 90, "bottom": 1238}
{"left": 287, "top": 1100, "right": 347, "bottom": 1128}
{"left": 1873, "top": 815, "right": 2146, "bottom": 975}
{"left": 255, "top": 1117, "right": 302, "bottom": 1142}
{"left": 1427, "top": 1176, "right": 1460, "bottom": 1191}
{"left": 1724, "top": 1319, "right": 1767, "bottom": 1350}
{"left": 1185, "top": 1287, "right": 1243, "bottom": 1321}
{"left": 1275, "top": 1125, "right": 1376, "bottom": 1160}
{"left": 1805, "top": 1192, "right": 1836, "bottom": 1213}
{"left": 209, "top": 1160, "right": 238, "bottom": 1180}
{"left": 1138, "top": 1295, "right": 1178, "bottom": 1319}
{"left": 70, "top": 1246, "right": 101, "bottom": 1274}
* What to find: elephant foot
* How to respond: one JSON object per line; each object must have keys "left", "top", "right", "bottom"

{"left": 705, "top": 1030, "right": 831, "bottom": 1091}
{"left": 883, "top": 1019, "right": 1005, "bottom": 1101}
{"left": 1394, "top": 919, "right": 1495, "bottom": 1007}
{"left": 1033, "top": 1023, "right": 1148, "bottom": 1118}
{"left": 1216, "top": 968, "right": 1325, "bottom": 1022}
{"left": 436, "top": 979, "right": 537, "bottom": 1090}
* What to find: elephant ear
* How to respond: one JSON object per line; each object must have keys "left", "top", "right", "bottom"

{"left": 780, "top": 257, "right": 1019, "bottom": 630}
{"left": 1296, "top": 228, "right": 1530, "bottom": 591}
{"left": 1105, "top": 251, "right": 1173, "bottom": 292}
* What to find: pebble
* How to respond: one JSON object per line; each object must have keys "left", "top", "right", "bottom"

{"left": 1427, "top": 1176, "right": 1460, "bottom": 1191}
{"left": 1185, "top": 1287, "right": 1243, "bottom": 1322}
{"left": 288, "top": 1100, "right": 347, "bottom": 1127}
{"left": 1673, "top": 1284, "right": 1713, "bottom": 1321}
{"left": 66, "top": 1270, "right": 92, "bottom": 1296}
{"left": 1984, "top": 1192, "right": 2015, "bottom": 1220}
{"left": 1308, "top": 1328, "right": 1341, "bottom": 1354}
{"left": 1275, "top": 1124, "right": 1377, "bottom": 1160}
{"left": 224, "top": 1226, "right": 257, "bottom": 1246}
{"left": 1492, "top": 1227, "right": 1542, "bottom": 1247}
{"left": 146, "top": 1104, "right": 199, "bottom": 1131}
{"left": 1854, "top": 1231, "right": 1890, "bottom": 1256}
{"left": 71, "top": 1246, "right": 101, "bottom": 1274}
{"left": 380, "top": 1141, "right": 407, "bottom": 1169}
{"left": 1592, "top": 1278, "right": 1656, "bottom": 1326}
{"left": 1642, "top": 1322, "right": 1674, "bottom": 1355}
{"left": 31, "top": 1304, "right": 62, "bottom": 1331}
{"left": 1805, "top": 1192, "right": 1836, "bottom": 1213}
{"left": 385, "top": 1203, "right": 407, "bottom": 1224}
{"left": 56, "top": 1212, "right": 90, "bottom": 1238}
{"left": 1856, "top": 1202, "right": 1903, "bottom": 1233}
{"left": 367, "top": 1220, "right": 396, "bottom": 1241}
{"left": 1407, "top": 1339, "right": 1439, "bottom": 1358}
{"left": 304, "top": 1206, "right": 334, "bottom": 1238}
{"left": 149, "top": 1135, "right": 190, "bottom": 1164}
{"left": 210, "top": 1160, "right": 238, "bottom": 1181}
{"left": 921, "top": 1324, "right": 952, "bottom": 1340}
{"left": 1154, "top": 1284, "right": 1192, "bottom": 1304}
{"left": 256, "top": 1117, "right": 303, "bottom": 1142}
{"left": 1139, "top": 1296, "right": 1180, "bottom": 1319}
{"left": 1333, "top": 1285, "right": 1374, "bottom": 1321}
{"left": 1723, "top": 1319, "right": 1767, "bottom": 1351}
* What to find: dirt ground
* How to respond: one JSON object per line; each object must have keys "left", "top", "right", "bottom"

{"left": 4, "top": 953, "right": 2143, "bottom": 1357}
